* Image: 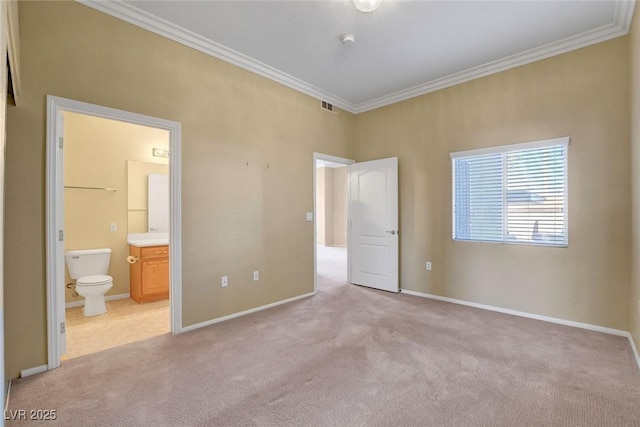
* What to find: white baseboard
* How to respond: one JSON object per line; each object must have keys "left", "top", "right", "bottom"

{"left": 65, "top": 293, "right": 130, "bottom": 308}
{"left": 401, "top": 289, "right": 629, "bottom": 336}
{"left": 626, "top": 332, "right": 640, "bottom": 370}
{"left": 402, "top": 289, "right": 640, "bottom": 371}
{"left": 4, "top": 379, "right": 10, "bottom": 414}
{"left": 181, "top": 292, "right": 316, "bottom": 333}
{"left": 20, "top": 365, "right": 47, "bottom": 378}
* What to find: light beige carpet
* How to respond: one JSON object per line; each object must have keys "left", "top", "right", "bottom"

{"left": 7, "top": 249, "right": 640, "bottom": 426}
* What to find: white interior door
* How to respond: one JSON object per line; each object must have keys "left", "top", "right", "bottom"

{"left": 349, "top": 157, "right": 399, "bottom": 293}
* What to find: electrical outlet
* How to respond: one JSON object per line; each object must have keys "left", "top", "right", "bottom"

{"left": 253, "top": 271, "right": 259, "bottom": 281}
{"left": 426, "top": 261, "right": 432, "bottom": 271}
{"left": 110, "top": 223, "right": 117, "bottom": 232}
{"left": 221, "top": 276, "right": 228, "bottom": 288}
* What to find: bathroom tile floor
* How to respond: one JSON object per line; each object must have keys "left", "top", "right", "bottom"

{"left": 63, "top": 297, "right": 170, "bottom": 360}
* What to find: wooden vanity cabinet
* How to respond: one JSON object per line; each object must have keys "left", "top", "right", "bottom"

{"left": 129, "top": 244, "right": 169, "bottom": 303}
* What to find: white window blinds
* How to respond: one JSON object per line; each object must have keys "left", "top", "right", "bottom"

{"left": 451, "top": 137, "right": 568, "bottom": 247}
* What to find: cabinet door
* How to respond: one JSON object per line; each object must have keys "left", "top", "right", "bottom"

{"left": 141, "top": 259, "right": 170, "bottom": 296}
{"left": 141, "top": 246, "right": 169, "bottom": 259}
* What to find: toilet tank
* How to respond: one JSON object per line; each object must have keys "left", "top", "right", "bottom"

{"left": 65, "top": 248, "right": 111, "bottom": 279}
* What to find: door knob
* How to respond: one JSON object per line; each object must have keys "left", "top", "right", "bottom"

{"left": 386, "top": 230, "right": 396, "bottom": 235}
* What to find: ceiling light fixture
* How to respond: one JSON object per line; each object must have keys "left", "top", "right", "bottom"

{"left": 353, "top": 0, "right": 382, "bottom": 13}
{"left": 152, "top": 148, "right": 170, "bottom": 158}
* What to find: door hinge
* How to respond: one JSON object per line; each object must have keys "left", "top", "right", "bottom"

{"left": 60, "top": 322, "right": 65, "bottom": 334}
{"left": 58, "top": 230, "right": 64, "bottom": 241}
{"left": 59, "top": 137, "right": 63, "bottom": 149}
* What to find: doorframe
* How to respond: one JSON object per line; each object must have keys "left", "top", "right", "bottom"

{"left": 1, "top": 0, "right": 8, "bottom": 415}
{"left": 46, "top": 96, "right": 183, "bottom": 370}
{"left": 313, "top": 153, "right": 354, "bottom": 293}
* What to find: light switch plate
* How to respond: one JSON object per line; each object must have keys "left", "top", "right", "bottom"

{"left": 221, "top": 276, "right": 228, "bottom": 287}
{"left": 305, "top": 212, "right": 313, "bottom": 221}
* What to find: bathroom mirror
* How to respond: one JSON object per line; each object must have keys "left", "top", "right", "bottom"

{"left": 127, "top": 160, "right": 169, "bottom": 233}
{"left": 148, "top": 173, "right": 169, "bottom": 232}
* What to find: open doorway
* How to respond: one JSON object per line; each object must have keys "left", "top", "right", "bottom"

{"left": 61, "top": 111, "right": 170, "bottom": 360}
{"left": 46, "top": 96, "right": 182, "bottom": 370}
{"left": 314, "top": 153, "right": 353, "bottom": 293}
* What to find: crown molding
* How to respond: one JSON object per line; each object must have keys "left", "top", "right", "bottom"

{"left": 79, "top": 0, "right": 634, "bottom": 115}
{"left": 354, "top": 0, "right": 636, "bottom": 113}
{"left": 78, "top": 0, "right": 358, "bottom": 113}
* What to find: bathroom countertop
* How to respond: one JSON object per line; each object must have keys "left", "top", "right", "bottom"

{"left": 127, "top": 233, "right": 169, "bottom": 247}
{"left": 127, "top": 239, "right": 169, "bottom": 247}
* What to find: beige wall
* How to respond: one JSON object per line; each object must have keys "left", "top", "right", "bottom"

{"left": 354, "top": 38, "right": 631, "bottom": 330}
{"left": 63, "top": 112, "right": 169, "bottom": 303}
{"left": 332, "top": 166, "right": 347, "bottom": 247}
{"left": 316, "top": 167, "right": 329, "bottom": 246}
{"left": 4, "top": 1, "right": 353, "bottom": 379}
{"left": 315, "top": 166, "right": 347, "bottom": 247}
{"left": 127, "top": 161, "right": 169, "bottom": 233}
{"left": 0, "top": 0, "right": 9, "bottom": 401}
{"left": 630, "top": 7, "right": 640, "bottom": 350}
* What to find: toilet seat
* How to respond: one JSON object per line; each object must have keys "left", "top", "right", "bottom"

{"left": 77, "top": 274, "right": 112, "bottom": 286}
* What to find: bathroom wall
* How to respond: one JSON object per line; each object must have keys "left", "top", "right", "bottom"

{"left": 127, "top": 161, "right": 169, "bottom": 233}
{"left": 63, "top": 111, "right": 170, "bottom": 303}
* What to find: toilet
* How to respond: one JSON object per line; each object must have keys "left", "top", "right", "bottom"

{"left": 65, "top": 248, "right": 114, "bottom": 317}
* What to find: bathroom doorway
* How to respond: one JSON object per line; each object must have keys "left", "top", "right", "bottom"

{"left": 46, "top": 96, "right": 182, "bottom": 369}
{"left": 313, "top": 153, "right": 353, "bottom": 293}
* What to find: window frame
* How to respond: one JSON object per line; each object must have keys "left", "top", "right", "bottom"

{"left": 450, "top": 137, "right": 570, "bottom": 248}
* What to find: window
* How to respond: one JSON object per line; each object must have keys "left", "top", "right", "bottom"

{"left": 451, "top": 137, "right": 568, "bottom": 247}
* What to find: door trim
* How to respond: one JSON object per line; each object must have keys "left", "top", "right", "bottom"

{"left": 313, "top": 153, "right": 354, "bottom": 293}
{"left": 1, "top": 0, "right": 8, "bottom": 413}
{"left": 46, "top": 96, "right": 183, "bottom": 370}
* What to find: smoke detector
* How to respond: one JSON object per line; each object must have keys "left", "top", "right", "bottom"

{"left": 340, "top": 34, "right": 355, "bottom": 46}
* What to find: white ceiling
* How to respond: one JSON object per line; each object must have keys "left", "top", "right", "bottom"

{"left": 81, "top": 1, "right": 634, "bottom": 114}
